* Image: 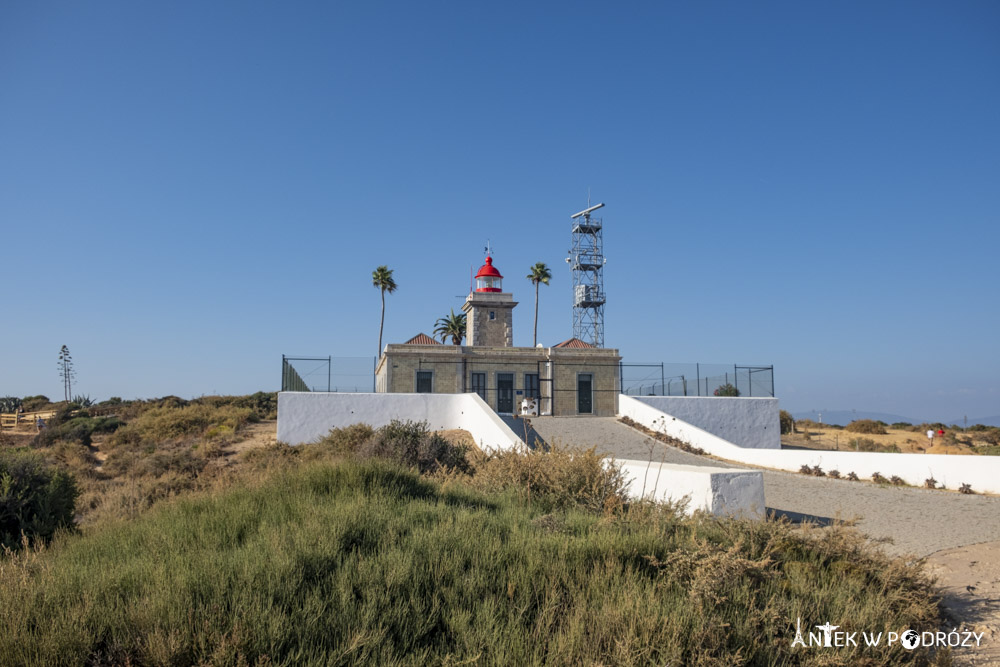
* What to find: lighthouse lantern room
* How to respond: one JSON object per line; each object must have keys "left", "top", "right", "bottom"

{"left": 462, "top": 252, "right": 518, "bottom": 347}
{"left": 475, "top": 256, "right": 503, "bottom": 292}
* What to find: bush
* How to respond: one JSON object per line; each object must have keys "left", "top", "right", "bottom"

{"left": 316, "top": 423, "right": 375, "bottom": 455}
{"left": 0, "top": 397, "right": 21, "bottom": 414}
{"left": 19, "top": 396, "right": 50, "bottom": 412}
{"left": 0, "top": 450, "right": 78, "bottom": 550}
{"left": 976, "top": 429, "right": 1000, "bottom": 447}
{"left": 779, "top": 410, "right": 794, "bottom": 435}
{"left": 108, "top": 404, "right": 252, "bottom": 449}
{"left": 845, "top": 419, "right": 888, "bottom": 435}
{"left": 473, "top": 445, "right": 628, "bottom": 514}
{"left": 192, "top": 393, "right": 277, "bottom": 421}
{"left": 849, "top": 438, "right": 900, "bottom": 453}
{"left": 33, "top": 415, "right": 123, "bottom": 448}
{"left": 356, "top": 420, "right": 470, "bottom": 474}
{"left": 713, "top": 383, "right": 740, "bottom": 397}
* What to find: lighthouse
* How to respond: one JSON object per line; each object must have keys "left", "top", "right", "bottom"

{"left": 462, "top": 255, "right": 518, "bottom": 347}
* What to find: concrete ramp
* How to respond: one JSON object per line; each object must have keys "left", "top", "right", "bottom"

{"left": 497, "top": 415, "right": 547, "bottom": 449}
{"left": 527, "top": 416, "right": 764, "bottom": 518}
{"left": 527, "top": 416, "right": 727, "bottom": 467}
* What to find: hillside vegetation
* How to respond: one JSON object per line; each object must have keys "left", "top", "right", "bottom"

{"left": 0, "top": 394, "right": 948, "bottom": 665}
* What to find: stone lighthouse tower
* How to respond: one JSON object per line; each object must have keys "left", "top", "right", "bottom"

{"left": 462, "top": 255, "right": 518, "bottom": 347}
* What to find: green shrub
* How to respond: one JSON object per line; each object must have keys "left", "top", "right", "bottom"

{"left": 19, "top": 396, "right": 51, "bottom": 412}
{"left": 33, "top": 415, "right": 124, "bottom": 448}
{"left": 108, "top": 404, "right": 251, "bottom": 449}
{"left": 315, "top": 423, "right": 375, "bottom": 455}
{"left": 890, "top": 422, "right": 913, "bottom": 430}
{"left": 779, "top": 410, "right": 794, "bottom": 435}
{"left": 845, "top": 419, "right": 888, "bottom": 435}
{"left": 356, "top": 420, "right": 470, "bottom": 474}
{"left": 473, "top": 445, "right": 629, "bottom": 514}
{"left": 849, "top": 438, "right": 899, "bottom": 453}
{"left": 0, "top": 450, "right": 78, "bottom": 550}
{"left": 713, "top": 383, "right": 740, "bottom": 397}
{"left": 976, "top": 429, "right": 1000, "bottom": 446}
{"left": 192, "top": 393, "right": 277, "bottom": 421}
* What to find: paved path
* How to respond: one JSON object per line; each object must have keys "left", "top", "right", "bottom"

{"left": 529, "top": 417, "right": 1000, "bottom": 557}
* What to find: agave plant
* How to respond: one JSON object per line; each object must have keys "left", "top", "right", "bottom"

{"left": 0, "top": 396, "right": 22, "bottom": 414}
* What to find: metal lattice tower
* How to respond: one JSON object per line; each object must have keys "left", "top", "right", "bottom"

{"left": 568, "top": 202, "right": 606, "bottom": 347}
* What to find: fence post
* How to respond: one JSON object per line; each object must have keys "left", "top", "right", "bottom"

{"left": 660, "top": 363, "right": 665, "bottom": 397}
{"left": 696, "top": 363, "right": 700, "bottom": 396}
{"left": 749, "top": 369, "right": 752, "bottom": 396}
{"left": 281, "top": 355, "right": 286, "bottom": 392}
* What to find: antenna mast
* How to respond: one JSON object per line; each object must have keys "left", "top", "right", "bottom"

{"left": 567, "top": 201, "right": 606, "bottom": 347}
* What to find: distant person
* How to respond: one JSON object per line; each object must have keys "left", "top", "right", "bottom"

{"left": 938, "top": 429, "right": 946, "bottom": 438}
{"left": 35, "top": 417, "right": 45, "bottom": 432}
{"left": 927, "top": 429, "right": 935, "bottom": 444}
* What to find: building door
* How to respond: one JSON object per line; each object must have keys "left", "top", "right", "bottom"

{"left": 471, "top": 372, "right": 486, "bottom": 401}
{"left": 577, "top": 373, "right": 593, "bottom": 414}
{"left": 496, "top": 373, "right": 514, "bottom": 413}
{"left": 524, "top": 373, "right": 539, "bottom": 400}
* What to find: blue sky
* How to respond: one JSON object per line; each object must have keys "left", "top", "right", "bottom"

{"left": 2, "top": 1, "right": 998, "bottom": 421}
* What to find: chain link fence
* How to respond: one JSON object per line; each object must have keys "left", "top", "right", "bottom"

{"left": 281, "top": 356, "right": 376, "bottom": 392}
{"left": 282, "top": 355, "right": 774, "bottom": 400}
{"left": 620, "top": 363, "right": 774, "bottom": 398}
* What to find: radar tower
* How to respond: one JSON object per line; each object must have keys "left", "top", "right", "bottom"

{"left": 567, "top": 201, "right": 606, "bottom": 347}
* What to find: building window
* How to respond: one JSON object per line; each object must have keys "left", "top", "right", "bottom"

{"left": 471, "top": 372, "right": 486, "bottom": 401}
{"left": 577, "top": 373, "right": 593, "bottom": 414}
{"left": 524, "top": 373, "right": 539, "bottom": 400}
{"left": 416, "top": 370, "right": 433, "bottom": 393}
{"left": 489, "top": 311, "right": 496, "bottom": 320}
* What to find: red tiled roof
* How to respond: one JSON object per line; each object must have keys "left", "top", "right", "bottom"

{"left": 403, "top": 333, "right": 441, "bottom": 345}
{"left": 553, "top": 337, "right": 595, "bottom": 349}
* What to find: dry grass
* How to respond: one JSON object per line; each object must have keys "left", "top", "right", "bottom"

{"left": 784, "top": 425, "right": 992, "bottom": 455}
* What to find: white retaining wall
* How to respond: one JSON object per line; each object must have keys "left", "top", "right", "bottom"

{"left": 619, "top": 395, "right": 1000, "bottom": 494}
{"left": 629, "top": 396, "right": 780, "bottom": 449}
{"left": 618, "top": 460, "right": 765, "bottom": 518}
{"left": 277, "top": 392, "right": 522, "bottom": 452}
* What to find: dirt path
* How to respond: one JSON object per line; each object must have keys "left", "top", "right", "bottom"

{"left": 223, "top": 420, "right": 279, "bottom": 456}
{"left": 925, "top": 542, "right": 1000, "bottom": 665}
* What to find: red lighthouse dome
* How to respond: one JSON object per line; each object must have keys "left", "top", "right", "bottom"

{"left": 474, "top": 256, "right": 503, "bottom": 292}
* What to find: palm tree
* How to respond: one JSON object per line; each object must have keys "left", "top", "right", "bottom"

{"left": 434, "top": 309, "right": 466, "bottom": 345}
{"left": 372, "top": 266, "right": 397, "bottom": 357}
{"left": 526, "top": 262, "right": 551, "bottom": 347}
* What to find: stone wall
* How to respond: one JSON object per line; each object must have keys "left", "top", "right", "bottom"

{"left": 376, "top": 344, "right": 621, "bottom": 416}
{"left": 462, "top": 292, "right": 516, "bottom": 347}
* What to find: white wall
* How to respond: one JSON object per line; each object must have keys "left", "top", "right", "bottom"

{"left": 618, "top": 460, "right": 765, "bottom": 518}
{"left": 629, "top": 396, "right": 780, "bottom": 449}
{"left": 619, "top": 395, "right": 1000, "bottom": 494}
{"left": 277, "top": 392, "right": 522, "bottom": 452}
